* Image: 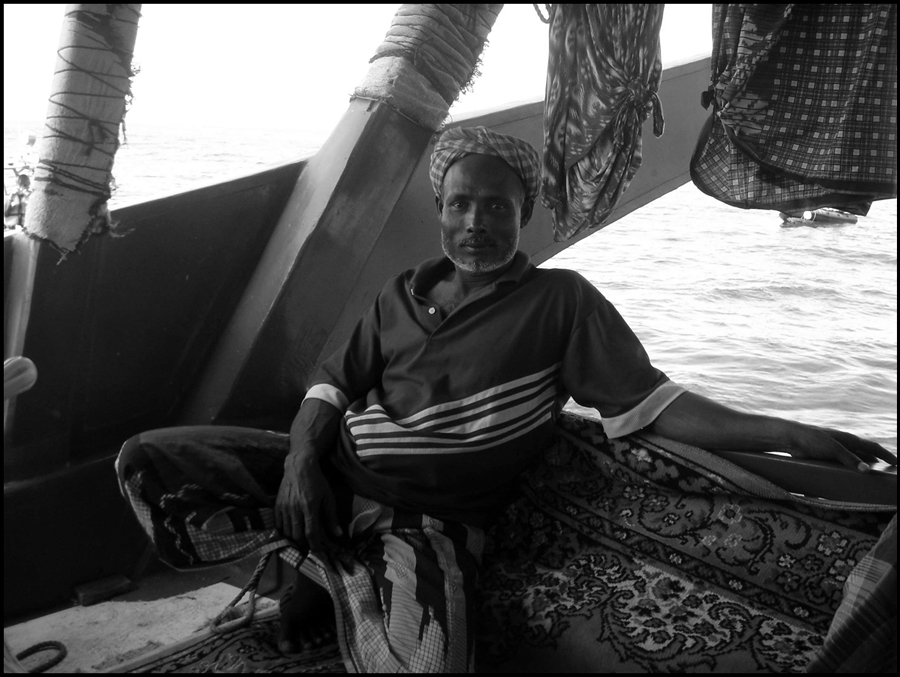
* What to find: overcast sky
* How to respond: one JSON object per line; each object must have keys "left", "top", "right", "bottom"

{"left": 4, "top": 4, "right": 711, "bottom": 131}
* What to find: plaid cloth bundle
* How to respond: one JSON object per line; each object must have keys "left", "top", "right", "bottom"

{"left": 691, "top": 4, "right": 898, "bottom": 214}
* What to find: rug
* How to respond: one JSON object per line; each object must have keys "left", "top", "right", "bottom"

{"left": 476, "top": 415, "right": 892, "bottom": 672}
{"left": 112, "top": 605, "right": 346, "bottom": 673}
{"left": 113, "top": 413, "right": 894, "bottom": 673}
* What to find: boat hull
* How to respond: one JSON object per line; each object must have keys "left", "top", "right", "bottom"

{"left": 779, "top": 208, "right": 860, "bottom": 227}
{"left": 4, "top": 57, "right": 712, "bottom": 620}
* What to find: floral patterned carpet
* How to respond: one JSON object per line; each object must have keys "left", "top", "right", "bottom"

{"left": 117, "top": 414, "right": 891, "bottom": 673}
{"left": 476, "top": 414, "right": 889, "bottom": 672}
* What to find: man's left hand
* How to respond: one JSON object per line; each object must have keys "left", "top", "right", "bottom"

{"left": 787, "top": 424, "right": 897, "bottom": 472}
{"left": 651, "top": 391, "right": 897, "bottom": 472}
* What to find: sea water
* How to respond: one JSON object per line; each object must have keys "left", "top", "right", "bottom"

{"left": 5, "top": 120, "right": 897, "bottom": 453}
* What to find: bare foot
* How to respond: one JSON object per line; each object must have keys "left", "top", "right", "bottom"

{"left": 278, "top": 574, "right": 336, "bottom": 654}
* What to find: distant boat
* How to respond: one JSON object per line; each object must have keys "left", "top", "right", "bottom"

{"left": 779, "top": 207, "right": 859, "bottom": 227}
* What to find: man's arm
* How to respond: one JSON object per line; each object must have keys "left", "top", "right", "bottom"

{"left": 275, "top": 397, "right": 345, "bottom": 554}
{"left": 649, "top": 391, "right": 897, "bottom": 471}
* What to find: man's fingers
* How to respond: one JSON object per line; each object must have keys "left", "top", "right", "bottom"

{"left": 322, "top": 494, "right": 343, "bottom": 538}
{"left": 820, "top": 437, "right": 868, "bottom": 472}
{"left": 856, "top": 439, "right": 898, "bottom": 466}
{"left": 792, "top": 428, "right": 866, "bottom": 471}
{"left": 276, "top": 468, "right": 341, "bottom": 555}
{"left": 304, "top": 507, "right": 326, "bottom": 554}
{"left": 830, "top": 431, "right": 898, "bottom": 467}
{"left": 837, "top": 450, "right": 867, "bottom": 472}
{"left": 276, "top": 504, "right": 308, "bottom": 550}
{"left": 289, "top": 513, "right": 308, "bottom": 551}
{"left": 305, "top": 499, "right": 346, "bottom": 556}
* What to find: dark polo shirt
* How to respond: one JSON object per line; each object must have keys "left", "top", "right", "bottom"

{"left": 305, "top": 251, "right": 683, "bottom": 525}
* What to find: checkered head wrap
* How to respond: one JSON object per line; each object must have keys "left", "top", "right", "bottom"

{"left": 430, "top": 126, "right": 541, "bottom": 205}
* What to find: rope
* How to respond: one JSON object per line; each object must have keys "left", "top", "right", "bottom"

{"left": 370, "top": 5, "right": 500, "bottom": 106}
{"left": 33, "top": 158, "right": 110, "bottom": 198}
{"left": 533, "top": 4, "right": 551, "bottom": 24}
{"left": 15, "top": 641, "right": 67, "bottom": 673}
{"left": 209, "top": 539, "right": 306, "bottom": 635}
{"left": 37, "top": 5, "right": 140, "bottom": 199}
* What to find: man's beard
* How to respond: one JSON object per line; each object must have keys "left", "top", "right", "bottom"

{"left": 442, "top": 229, "right": 519, "bottom": 274}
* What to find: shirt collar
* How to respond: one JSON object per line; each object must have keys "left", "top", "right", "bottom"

{"left": 409, "top": 250, "right": 533, "bottom": 296}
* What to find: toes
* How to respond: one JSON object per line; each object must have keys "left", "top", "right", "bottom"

{"left": 278, "top": 626, "right": 336, "bottom": 654}
{"left": 278, "top": 638, "right": 303, "bottom": 655}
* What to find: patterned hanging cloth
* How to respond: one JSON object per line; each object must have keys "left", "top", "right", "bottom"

{"left": 540, "top": 4, "right": 665, "bottom": 242}
{"left": 690, "top": 4, "right": 898, "bottom": 215}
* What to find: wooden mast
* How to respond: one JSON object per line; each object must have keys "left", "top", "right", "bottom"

{"left": 179, "top": 4, "right": 503, "bottom": 426}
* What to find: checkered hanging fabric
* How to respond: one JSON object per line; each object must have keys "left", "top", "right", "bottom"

{"left": 541, "top": 4, "right": 665, "bottom": 242}
{"left": 690, "top": 4, "right": 898, "bottom": 215}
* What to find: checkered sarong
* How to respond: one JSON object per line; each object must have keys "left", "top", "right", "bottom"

{"left": 691, "top": 4, "right": 898, "bottom": 214}
{"left": 116, "top": 426, "right": 483, "bottom": 673}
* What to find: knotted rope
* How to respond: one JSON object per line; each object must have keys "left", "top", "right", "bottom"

{"left": 209, "top": 539, "right": 305, "bottom": 635}
{"left": 369, "top": 4, "right": 501, "bottom": 106}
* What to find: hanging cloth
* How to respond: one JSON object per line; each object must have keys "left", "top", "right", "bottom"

{"left": 541, "top": 4, "right": 665, "bottom": 242}
{"left": 691, "top": 4, "right": 898, "bottom": 215}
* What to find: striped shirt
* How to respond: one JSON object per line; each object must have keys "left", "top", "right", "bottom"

{"left": 306, "top": 251, "right": 684, "bottom": 525}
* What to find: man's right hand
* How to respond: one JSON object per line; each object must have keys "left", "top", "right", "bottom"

{"left": 275, "top": 458, "right": 342, "bottom": 555}
{"left": 276, "top": 396, "right": 346, "bottom": 554}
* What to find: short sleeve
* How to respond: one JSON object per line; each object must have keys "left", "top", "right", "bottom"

{"left": 561, "top": 293, "right": 684, "bottom": 437}
{"left": 303, "top": 296, "right": 386, "bottom": 413}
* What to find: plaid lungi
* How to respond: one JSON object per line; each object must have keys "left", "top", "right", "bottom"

{"left": 690, "top": 4, "right": 897, "bottom": 214}
{"left": 116, "top": 426, "right": 484, "bottom": 673}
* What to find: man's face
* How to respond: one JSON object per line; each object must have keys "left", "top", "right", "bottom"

{"left": 437, "top": 154, "right": 533, "bottom": 275}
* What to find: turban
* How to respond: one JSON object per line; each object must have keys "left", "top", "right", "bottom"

{"left": 429, "top": 126, "right": 541, "bottom": 205}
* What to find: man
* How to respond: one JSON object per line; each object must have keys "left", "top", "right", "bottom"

{"left": 117, "top": 126, "right": 895, "bottom": 672}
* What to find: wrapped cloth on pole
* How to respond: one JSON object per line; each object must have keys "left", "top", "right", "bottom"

{"left": 24, "top": 4, "right": 141, "bottom": 256}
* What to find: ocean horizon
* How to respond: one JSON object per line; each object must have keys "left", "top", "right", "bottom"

{"left": 5, "top": 119, "right": 897, "bottom": 454}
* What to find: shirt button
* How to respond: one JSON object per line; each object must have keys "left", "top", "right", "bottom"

{"left": 428, "top": 307, "right": 436, "bottom": 315}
